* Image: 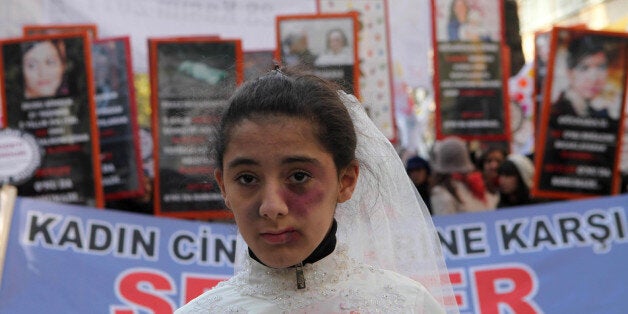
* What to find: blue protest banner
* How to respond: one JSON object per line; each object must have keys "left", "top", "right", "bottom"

{"left": 433, "top": 194, "right": 628, "bottom": 314}
{"left": 1, "top": 193, "right": 627, "bottom": 313}
{"left": 0, "top": 196, "right": 237, "bottom": 313}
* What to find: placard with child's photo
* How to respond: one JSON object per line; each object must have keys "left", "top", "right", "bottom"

{"left": 276, "top": 13, "right": 360, "bottom": 97}
{"left": 149, "top": 36, "right": 243, "bottom": 219}
{"left": 0, "top": 32, "right": 104, "bottom": 207}
{"left": 534, "top": 27, "right": 628, "bottom": 199}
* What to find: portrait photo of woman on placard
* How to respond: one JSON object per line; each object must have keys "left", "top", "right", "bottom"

{"left": 550, "top": 34, "right": 626, "bottom": 121}
{"left": 21, "top": 39, "right": 69, "bottom": 99}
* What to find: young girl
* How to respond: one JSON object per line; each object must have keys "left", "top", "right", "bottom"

{"left": 176, "top": 71, "right": 456, "bottom": 313}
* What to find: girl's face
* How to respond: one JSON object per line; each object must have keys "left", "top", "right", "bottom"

{"left": 569, "top": 52, "right": 608, "bottom": 100}
{"left": 498, "top": 174, "right": 518, "bottom": 195}
{"left": 23, "top": 41, "right": 64, "bottom": 98}
{"left": 215, "top": 115, "right": 358, "bottom": 268}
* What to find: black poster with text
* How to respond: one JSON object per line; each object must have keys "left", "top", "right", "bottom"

{"left": 534, "top": 28, "right": 627, "bottom": 199}
{"left": 431, "top": 0, "right": 509, "bottom": 141}
{"left": 150, "top": 37, "right": 242, "bottom": 219}
{"left": 1, "top": 33, "right": 103, "bottom": 207}
{"left": 93, "top": 37, "right": 144, "bottom": 201}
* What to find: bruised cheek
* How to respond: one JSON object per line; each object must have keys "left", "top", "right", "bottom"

{"left": 286, "top": 187, "right": 328, "bottom": 216}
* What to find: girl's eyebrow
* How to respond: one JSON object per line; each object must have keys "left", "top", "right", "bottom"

{"left": 226, "top": 157, "right": 258, "bottom": 169}
{"left": 282, "top": 156, "right": 319, "bottom": 165}
{"left": 226, "top": 156, "right": 320, "bottom": 169}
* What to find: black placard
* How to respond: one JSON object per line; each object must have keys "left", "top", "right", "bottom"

{"left": 1, "top": 33, "right": 103, "bottom": 207}
{"left": 534, "top": 27, "right": 628, "bottom": 199}
{"left": 149, "top": 37, "right": 242, "bottom": 219}
{"left": 93, "top": 37, "right": 145, "bottom": 201}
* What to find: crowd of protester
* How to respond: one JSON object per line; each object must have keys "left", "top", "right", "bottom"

{"left": 403, "top": 136, "right": 574, "bottom": 215}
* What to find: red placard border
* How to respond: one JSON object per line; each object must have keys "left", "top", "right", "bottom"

{"left": 148, "top": 36, "right": 243, "bottom": 220}
{"left": 95, "top": 36, "right": 146, "bottom": 201}
{"left": 0, "top": 32, "right": 104, "bottom": 207}
{"left": 430, "top": 0, "right": 511, "bottom": 142}
{"left": 23, "top": 23, "right": 99, "bottom": 39}
{"left": 275, "top": 12, "right": 361, "bottom": 100}
{"left": 532, "top": 26, "right": 628, "bottom": 199}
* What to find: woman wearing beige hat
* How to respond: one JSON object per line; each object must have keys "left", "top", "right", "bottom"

{"left": 430, "top": 137, "right": 498, "bottom": 215}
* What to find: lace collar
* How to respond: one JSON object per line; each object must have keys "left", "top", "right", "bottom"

{"left": 223, "top": 244, "right": 372, "bottom": 310}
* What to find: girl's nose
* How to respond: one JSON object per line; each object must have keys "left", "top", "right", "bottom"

{"left": 258, "top": 182, "right": 289, "bottom": 220}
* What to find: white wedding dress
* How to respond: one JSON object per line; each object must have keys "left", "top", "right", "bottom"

{"left": 176, "top": 244, "right": 444, "bottom": 313}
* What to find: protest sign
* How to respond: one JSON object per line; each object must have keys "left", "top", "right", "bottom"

{"left": 0, "top": 32, "right": 104, "bottom": 207}
{"left": 431, "top": 0, "right": 511, "bottom": 141}
{"left": 318, "top": 0, "right": 398, "bottom": 142}
{"left": 0, "top": 192, "right": 627, "bottom": 313}
{"left": 276, "top": 12, "right": 360, "bottom": 98}
{"left": 533, "top": 27, "right": 628, "bottom": 199}
{"left": 93, "top": 37, "right": 145, "bottom": 201}
{"left": 148, "top": 36, "right": 242, "bottom": 219}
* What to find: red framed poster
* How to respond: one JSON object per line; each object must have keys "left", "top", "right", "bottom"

{"left": 317, "top": 0, "right": 398, "bottom": 143}
{"left": 0, "top": 32, "right": 104, "bottom": 207}
{"left": 23, "top": 23, "right": 98, "bottom": 39}
{"left": 533, "top": 27, "right": 628, "bottom": 199}
{"left": 275, "top": 12, "right": 361, "bottom": 99}
{"left": 430, "top": 0, "right": 511, "bottom": 142}
{"left": 93, "top": 37, "right": 145, "bottom": 201}
{"left": 149, "top": 36, "right": 242, "bottom": 219}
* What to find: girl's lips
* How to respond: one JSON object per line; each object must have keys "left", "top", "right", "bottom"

{"left": 260, "top": 229, "right": 298, "bottom": 244}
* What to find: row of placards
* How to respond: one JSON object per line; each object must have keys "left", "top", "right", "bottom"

{"left": 430, "top": 0, "right": 628, "bottom": 198}
{"left": 0, "top": 13, "right": 364, "bottom": 219}
{"left": 2, "top": 2, "right": 627, "bottom": 219}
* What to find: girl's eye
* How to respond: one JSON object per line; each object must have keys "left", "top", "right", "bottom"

{"left": 45, "top": 58, "right": 59, "bottom": 66}
{"left": 236, "top": 174, "right": 257, "bottom": 185}
{"left": 288, "top": 171, "right": 311, "bottom": 184}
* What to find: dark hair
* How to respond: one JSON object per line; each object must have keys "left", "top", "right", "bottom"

{"left": 567, "top": 35, "right": 608, "bottom": 69}
{"left": 21, "top": 39, "right": 67, "bottom": 64}
{"left": 497, "top": 159, "right": 530, "bottom": 207}
{"left": 406, "top": 155, "right": 431, "bottom": 175}
{"left": 212, "top": 70, "right": 357, "bottom": 172}
{"left": 21, "top": 39, "right": 69, "bottom": 97}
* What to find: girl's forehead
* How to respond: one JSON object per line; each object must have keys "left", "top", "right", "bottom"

{"left": 228, "top": 115, "right": 320, "bottom": 144}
